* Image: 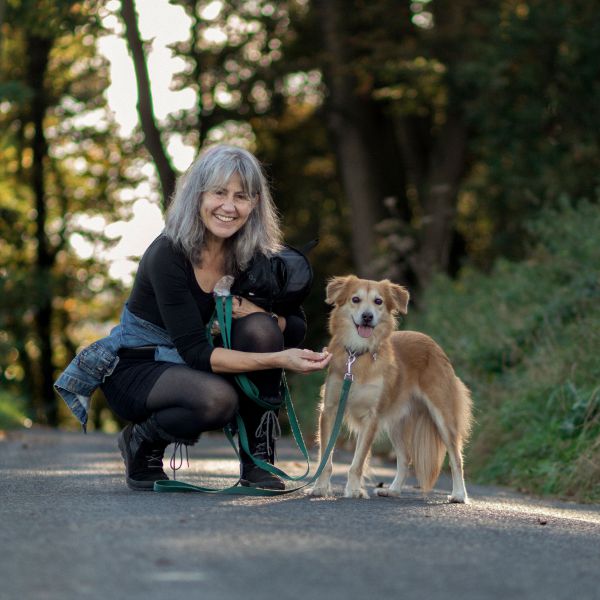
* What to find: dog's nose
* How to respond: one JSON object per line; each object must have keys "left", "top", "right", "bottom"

{"left": 361, "top": 311, "right": 373, "bottom": 325}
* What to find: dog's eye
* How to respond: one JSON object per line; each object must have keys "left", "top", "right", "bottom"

{"left": 374, "top": 298, "right": 383, "bottom": 305}
{"left": 351, "top": 296, "right": 360, "bottom": 304}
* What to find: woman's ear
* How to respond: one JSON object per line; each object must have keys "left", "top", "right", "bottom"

{"left": 326, "top": 276, "right": 353, "bottom": 306}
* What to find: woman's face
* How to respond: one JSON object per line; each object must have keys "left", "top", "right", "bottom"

{"left": 200, "top": 172, "right": 256, "bottom": 242}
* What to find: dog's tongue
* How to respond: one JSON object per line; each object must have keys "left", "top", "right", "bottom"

{"left": 357, "top": 325, "right": 373, "bottom": 338}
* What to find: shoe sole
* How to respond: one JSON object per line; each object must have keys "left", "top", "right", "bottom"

{"left": 240, "top": 478, "right": 286, "bottom": 491}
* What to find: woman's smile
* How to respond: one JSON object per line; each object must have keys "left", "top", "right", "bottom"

{"left": 213, "top": 214, "right": 236, "bottom": 223}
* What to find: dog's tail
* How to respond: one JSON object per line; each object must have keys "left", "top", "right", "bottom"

{"left": 404, "top": 404, "right": 446, "bottom": 493}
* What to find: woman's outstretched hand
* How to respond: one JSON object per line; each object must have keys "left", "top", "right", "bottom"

{"left": 279, "top": 348, "right": 331, "bottom": 374}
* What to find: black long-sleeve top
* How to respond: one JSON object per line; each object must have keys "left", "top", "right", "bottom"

{"left": 128, "top": 234, "right": 307, "bottom": 372}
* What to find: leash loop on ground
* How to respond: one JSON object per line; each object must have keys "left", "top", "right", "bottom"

{"left": 153, "top": 295, "right": 351, "bottom": 496}
{"left": 153, "top": 379, "right": 351, "bottom": 495}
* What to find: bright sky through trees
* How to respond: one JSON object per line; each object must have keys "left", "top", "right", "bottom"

{"left": 77, "top": 0, "right": 199, "bottom": 283}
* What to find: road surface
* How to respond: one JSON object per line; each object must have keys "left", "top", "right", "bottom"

{"left": 1, "top": 429, "right": 599, "bottom": 600}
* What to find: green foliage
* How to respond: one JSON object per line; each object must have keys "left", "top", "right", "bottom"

{"left": 456, "top": 0, "right": 600, "bottom": 264}
{"left": 409, "top": 200, "right": 600, "bottom": 501}
{"left": 0, "top": 391, "right": 29, "bottom": 429}
{"left": 0, "top": 0, "right": 137, "bottom": 422}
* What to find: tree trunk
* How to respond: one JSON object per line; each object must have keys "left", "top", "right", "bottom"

{"left": 26, "top": 34, "right": 57, "bottom": 425}
{"left": 0, "top": 0, "right": 6, "bottom": 42}
{"left": 121, "top": 0, "right": 176, "bottom": 210}
{"left": 411, "top": 113, "right": 467, "bottom": 289}
{"left": 315, "top": 0, "right": 385, "bottom": 278}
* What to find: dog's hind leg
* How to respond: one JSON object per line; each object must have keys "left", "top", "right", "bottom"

{"left": 345, "top": 416, "right": 378, "bottom": 499}
{"left": 418, "top": 393, "right": 469, "bottom": 503}
{"left": 446, "top": 437, "right": 469, "bottom": 504}
{"left": 376, "top": 422, "right": 408, "bottom": 498}
{"left": 447, "top": 381, "right": 472, "bottom": 503}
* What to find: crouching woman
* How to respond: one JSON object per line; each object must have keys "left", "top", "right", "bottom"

{"left": 55, "top": 144, "right": 331, "bottom": 491}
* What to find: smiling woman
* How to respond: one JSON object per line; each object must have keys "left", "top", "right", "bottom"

{"left": 54, "top": 144, "right": 331, "bottom": 493}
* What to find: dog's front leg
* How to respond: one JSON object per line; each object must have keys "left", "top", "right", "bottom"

{"left": 345, "top": 416, "right": 378, "bottom": 499}
{"left": 310, "top": 380, "right": 340, "bottom": 497}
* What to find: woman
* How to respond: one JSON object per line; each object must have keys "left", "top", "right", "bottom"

{"left": 55, "top": 144, "right": 331, "bottom": 491}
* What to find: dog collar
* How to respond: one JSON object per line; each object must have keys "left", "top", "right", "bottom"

{"left": 345, "top": 348, "right": 377, "bottom": 360}
{"left": 344, "top": 348, "right": 377, "bottom": 381}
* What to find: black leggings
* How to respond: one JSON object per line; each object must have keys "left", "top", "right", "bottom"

{"left": 146, "top": 313, "right": 284, "bottom": 441}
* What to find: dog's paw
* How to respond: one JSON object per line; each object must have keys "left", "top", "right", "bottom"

{"left": 448, "top": 493, "right": 470, "bottom": 504}
{"left": 309, "top": 484, "right": 333, "bottom": 498}
{"left": 344, "top": 487, "right": 370, "bottom": 499}
{"left": 375, "top": 487, "right": 402, "bottom": 498}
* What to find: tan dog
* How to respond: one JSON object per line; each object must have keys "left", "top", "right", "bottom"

{"left": 310, "top": 276, "right": 472, "bottom": 502}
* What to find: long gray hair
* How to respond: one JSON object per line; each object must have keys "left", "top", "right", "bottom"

{"left": 164, "top": 144, "right": 282, "bottom": 272}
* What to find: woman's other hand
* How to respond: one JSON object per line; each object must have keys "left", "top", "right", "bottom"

{"left": 231, "top": 296, "right": 264, "bottom": 318}
{"left": 210, "top": 319, "right": 221, "bottom": 336}
{"left": 279, "top": 348, "right": 332, "bottom": 374}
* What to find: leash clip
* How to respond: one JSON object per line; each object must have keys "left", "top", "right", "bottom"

{"left": 345, "top": 350, "right": 357, "bottom": 381}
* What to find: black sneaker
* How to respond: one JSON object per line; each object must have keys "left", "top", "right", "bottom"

{"left": 118, "top": 422, "right": 169, "bottom": 491}
{"left": 240, "top": 438, "right": 285, "bottom": 490}
{"left": 240, "top": 464, "right": 285, "bottom": 490}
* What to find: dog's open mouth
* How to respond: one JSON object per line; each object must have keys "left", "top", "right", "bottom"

{"left": 356, "top": 325, "right": 374, "bottom": 338}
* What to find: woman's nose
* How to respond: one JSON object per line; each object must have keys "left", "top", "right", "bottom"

{"left": 220, "top": 195, "right": 237, "bottom": 210}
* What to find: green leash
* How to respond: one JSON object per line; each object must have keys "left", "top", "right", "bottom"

{"left": 153, "top": 295, "right": 352, "bottom": 495}
{"left": 153, "top": 378, "right": 351, "bottom": 495}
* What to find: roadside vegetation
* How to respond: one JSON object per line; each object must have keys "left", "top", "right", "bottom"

{"left": 409, "top": 200, "right": 600, "bottom": 502}
{"left": 0, "top": 392, "right": 29, "bottom": 430}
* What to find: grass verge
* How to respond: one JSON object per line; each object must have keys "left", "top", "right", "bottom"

{"left": 409, "top": 200, "right": 600, "bottom": 502}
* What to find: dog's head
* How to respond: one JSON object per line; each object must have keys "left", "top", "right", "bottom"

{"left": 325, "top": 275, "right": 410, "bottom": 353}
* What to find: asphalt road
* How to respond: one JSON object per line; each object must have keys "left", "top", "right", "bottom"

{"left": 1, "top": 428, "right": 599, "bottom": 600}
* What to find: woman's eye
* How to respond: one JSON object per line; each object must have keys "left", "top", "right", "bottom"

{"left": 374, "top": 298, "right": 383, "bottom": 305}
{"left": 351, "top": 296, "right": 360, "bottom": 304}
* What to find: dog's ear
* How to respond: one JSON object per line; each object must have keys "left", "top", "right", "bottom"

{"left": 326, "top": 276, "right": 354, "bottom": 306}
{"left": 382, "top": 280, "right": 410, "bottom": 315}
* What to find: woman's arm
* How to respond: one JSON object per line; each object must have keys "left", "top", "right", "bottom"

{"left": 209, "top": 346, "right": 330, "bottom": 374}
{"left": 143, "top": 240, "right": 326, "bottom": 374}
{"left": 145, "top": 239, "right": 216, "bottom": 371}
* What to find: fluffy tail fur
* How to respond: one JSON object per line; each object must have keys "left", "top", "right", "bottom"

{"left": 403, "top": 406, "right": 446, "bottom": 493}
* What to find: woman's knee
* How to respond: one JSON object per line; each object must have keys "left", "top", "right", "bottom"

{"left": 231, "top": 312, "right": 283, "bottom": 353}
{"left": 197, "top": 379, "right": 238, "bottom": 427}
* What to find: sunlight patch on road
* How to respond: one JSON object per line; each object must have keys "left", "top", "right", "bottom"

{"left": 477, "top": 499, "right": 600, "bottom": 526}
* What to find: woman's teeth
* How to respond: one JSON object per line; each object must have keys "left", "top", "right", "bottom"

{"left": 214, "top": 214, "right": 235, "bottom": 222}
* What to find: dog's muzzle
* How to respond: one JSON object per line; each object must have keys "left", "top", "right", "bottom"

{"left": 355, "top": 311, "right": 375, "bottom": 338}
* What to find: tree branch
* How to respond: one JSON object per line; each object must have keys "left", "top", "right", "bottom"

{"left": 121, "top": 0, "right": 176, "bottom": 210}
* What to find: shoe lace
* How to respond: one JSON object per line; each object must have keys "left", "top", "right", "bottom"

{"left": 169, "top": 442, "right": 189, "bottom": 480}
{"left": 254, "top": 410, "right": 281, "bottom": 458}
{"left": 145, "top": 447, "right": 165, "bottom": 470}
{"left": 252, "top": 440, "right": 269, "bottom": 460}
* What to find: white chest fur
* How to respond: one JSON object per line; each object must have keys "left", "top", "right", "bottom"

{"left": 346, "top": 377, "right": 385, "bottom": 421}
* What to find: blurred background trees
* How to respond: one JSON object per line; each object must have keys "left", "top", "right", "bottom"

{"left": 1, "top": 0, "right": 599, "bottom": 498}
{"left": 1, "top": 0, "right": 143, "bottom": 425}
